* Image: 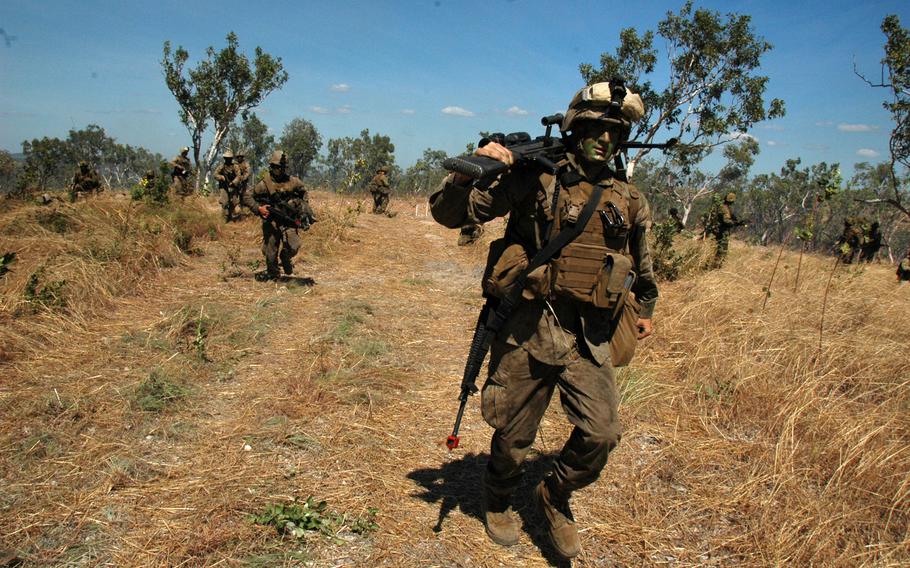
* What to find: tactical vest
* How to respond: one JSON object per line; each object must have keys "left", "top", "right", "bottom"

{"left": 549, "top": 175, "right": 641, "bottom": 310}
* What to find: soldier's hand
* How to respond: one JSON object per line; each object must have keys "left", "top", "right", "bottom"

{"left": 636, "top": 318, "right": 653, "bottom": 340}
{"left": 258, "top": 205, "right": 270, "bottom": 218}
{"left": 475, "top": 141, "right": 515, "bottom": 166}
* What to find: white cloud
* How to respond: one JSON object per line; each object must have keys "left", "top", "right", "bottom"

{"left": 441, "top": 106, "right": 475, "bottom": 117}
{"left": 336, "top": 105, "right": 352, "bottom": 114}
{"left": 767, "top": 140, "right": 778, "bottom": 146}
{"left": 401, "top": 109, "right": 416, "bottom": 115}
{"left": 330, "top": 83, "right": 350, "bottom": 92}
{"left": 505, "top": 106, "right": 529, "bottom": 116}
{"left": 309, "top": 106, "right": 330, "bottom": 114}
{"left": 838, "top": 123, "right": 877, "bottom": 132}
{"left": 723, "top": 131, "right": 757, "bottom": 142}
{"left": 857, "top": 148, "right": 880, "bottom": 158}
{"left": 815, "top": 121, "right": 834, "bottom": 127}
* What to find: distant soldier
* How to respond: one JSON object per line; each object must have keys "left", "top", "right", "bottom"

{"left": 708, "top": 192, "right": 744, "bottom": 267}
{"left": 69, "top": 161, "right": 102, "bottom": 202}
{"left": 859, "top": 220, "right": 883, "bottom": 263}
{"left": 234, "top": 149, "right": 252, "bottom": 204}
{"left": 897, "top": 250, "right": 910, "bottom": 283}
{"left": 668, "top": 207, "right": 684, "bottom": 233}
{"left": 214, "top": 150, "right": 240, "bottom": 222}
{"left": 369, "top": 166, "right": 391, "bottom": 214}
{"left": 140, "top": 169, "right": 157, "bottom": 189}
{"left": 169, "top": 146, "right": 193, "bottom": 197}
{"left": 242, "top": 150, "right": 315, "bottom": 281}
{"left": 836, "top": 217, "right": 863, "bottom": 264}
{"left": 457, "top": 223, "right": 484, "bottom": 246}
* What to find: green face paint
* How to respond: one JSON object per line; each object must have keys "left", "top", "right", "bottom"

{"left": 575, "top": 123, "right": 618, "bottom": 163}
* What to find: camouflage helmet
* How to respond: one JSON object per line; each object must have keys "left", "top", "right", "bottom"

{"left": 181, "top": 146, "right": 189, "bottom": 155}
{"left": 235, "top": 149, "right": 246, "bottom": 159}
{"left": 561, "top": 81, "right": 645, "bottom": 137}
{"left": 378, "top": 165, "right": 389, "bottom": 173}
{"left": 78, "top": 160, "right": 88, "bottom": 168}
{"left": 222, "top": 150, "right": 234, "bottom": 160}
{"left": 724, "top": 192, "right": 737, "bottom": 203}
{"left": 269, "top": 150, "right": 288, "bottom": 166}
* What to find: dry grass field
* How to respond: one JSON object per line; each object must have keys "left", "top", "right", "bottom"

{"left": 0, "top": 191, "right": 907, "bottom": 567}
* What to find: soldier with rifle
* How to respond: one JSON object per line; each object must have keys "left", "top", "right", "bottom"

{"left": 169, "top": 146, "right": 193, "bottom": 198}
{"left": 214, "top": 150, "right": 240, "bottom": 222}
{"left": 369, "top": 165, "right": 392, "bottom": 214}
{"left": 707, "top": 192, "right": 745, "bottom": 267}
{"left": 242, "top": 150, "right": 315, "bottom": 281}
{"left": 69, "top": 161, "right": 102, "bottom": 202}
{"left": 430, "top": 80, "right": 661, "bottom": 559}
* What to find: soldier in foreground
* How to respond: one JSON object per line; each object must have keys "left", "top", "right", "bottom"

{"left": 897, "top": 250, "right": 910, "bottom": 282}
{"left": 368, "top": 166, "right": 391, "bottom": 214}
{"left": 214, "top": 150, "right": 240, "bottom": 222}
{"left": 430, "top": 82, "right": 658, "bottom": 558}
{"left": 69, "top": 161, "right": 102, "bottom": 202}
{"left": 242, "top": 150, "right": 314, "bottom": 281}
{"left": 169, "top": 147, "right": 193, "bottom": 197}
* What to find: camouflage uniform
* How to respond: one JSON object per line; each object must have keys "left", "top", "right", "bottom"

{"left": 710, "top": 193, "right": 741, "bottom": 267}
{"left": 242, "top": 151, "right": 313, "bottom": 280}
{"left": 897, "top": 252, "right": 910, "bottom": 282}
{"left": 669, "top": 208, "right": 684, "bottom": 233}
{"left": 837, "top": 218, "right": 864, "bottom": 264}
{"left": 430, "top": 81, "right": 658, "bottom": 557}
{"left": 170, "top": 148, "right": 193, "bottom": 197}
{"left": 859, "top": 221, "right": 883, "bottom": 263}
{"left": 69, "top": 162, "right": 102, "bottom": 201}
{"left": 369, "top": 168, "right": 391, "bottom": 214}
{"left": 235, "top": 152, "right": 252, "bottom": 205}
{"left": 457, "top": 223, "right": 484, "bottom": 246}
{"left": 214, "top": 152, "right": 240, "bottom": 222}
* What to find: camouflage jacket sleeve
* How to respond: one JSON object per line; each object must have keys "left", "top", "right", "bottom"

{"left": 429, "top": 173, "right": 520, "bottom": 229}
{"left": 242, "top": 179, "right": 268, "bottom": 210}
{"left": 214, "top": 165, "right": 227, "bottom": 182}
{"left": 720, "top": 204, "right": 737, "bottom": 227}
{"left": 629, "top": 189, "right": 659, "bottom": 319}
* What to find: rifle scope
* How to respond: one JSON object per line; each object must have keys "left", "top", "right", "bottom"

{"left": 541, "top": 113, "right": 564, "bottom": 126}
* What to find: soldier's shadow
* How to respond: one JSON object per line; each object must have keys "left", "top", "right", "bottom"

{"left": 278, "top": 275, "right": 315, "bottom": 287}
{"left": 406, "top": 451, "right": 571, "bottom": 567}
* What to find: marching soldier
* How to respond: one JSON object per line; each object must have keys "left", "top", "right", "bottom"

{"left": 369, "top": 166, "right": 392, "bottom": 214}
{"left": 169, "top": 146, "right": 193, "bottom": 197}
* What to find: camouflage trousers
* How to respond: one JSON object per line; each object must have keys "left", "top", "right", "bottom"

{"left": 262, "top": 220, "right": 301, "bottom": 277}
{"left": 372, "top": 192, "right": 389, "bottom": 214}
{"left": 713, "top": 233, "right": 730, "bottom": 266}
{"left": 219, "top": 187, "right": 241, "bottom": 222}
{"left": 481, "top": 339, "right": 622, "bottom": 497}
{"left": 170, "top": 176, "right": 192, "bottom": 198}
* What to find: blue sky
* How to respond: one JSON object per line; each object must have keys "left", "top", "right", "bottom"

{"left": 1, "top": 0, "right": 908, "bottom": 177}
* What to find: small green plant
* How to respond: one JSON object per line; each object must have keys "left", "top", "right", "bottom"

{"left": 329, "top": 300, "right": 373, "bottom": 343}
{"left": 132, "top": 368, "right": 189, "bottom": 412}
{"left": 130, "top": 161, "right": 170, "bottom": 204}
{"left": 22, "top": 268, "right": 67, "bottom": 311}
{"left": 0, "top": 251, "right": 16, "bottom": 278}
{"left": 649, "top": 220, "right": 684, "bottom": 281}
{"left": 250, "top": 498, "right": 379, "bottom": 539}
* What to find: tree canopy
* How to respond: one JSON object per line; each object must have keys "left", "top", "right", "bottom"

{"left": 279, "top": 118, "right": 323, "bottom": 178}
{"left": 162, "top": 32, "right": 288, "bottom": 192}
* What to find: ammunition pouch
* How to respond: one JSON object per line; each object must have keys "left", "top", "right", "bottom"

{"left": 610, "top": 293, "right": 641, "bottom": 367}
{"left": 482, "top": 239, "right": 550, "bottom": 301}
{"left": 551, "top": 245, "right": 634, "bottom": 310}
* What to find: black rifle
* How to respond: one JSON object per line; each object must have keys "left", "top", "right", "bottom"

{"left": 442, "top": 114, "right": 678, "bottom": 182}
{"left": 261, "top": 195, "right": 315, "bottom": 230}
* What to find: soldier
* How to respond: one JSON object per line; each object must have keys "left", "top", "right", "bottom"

{"left": 69, "top": 161, "right": 102, "bottom": 202}
{"left": 457, "top": 223, "right": 484, "bottom": 246}
{"left": 369, "top": 166, "right": 391, "bottom": 214}
{"left": 836, "top": 217, "right": 863, "bottom": 264}
{"left": 169, "top": 146, "right": 193, "bottom": 197}
{"left": 430, "top": 81, "right": 658, "bottom": 559}
{"left": 668, "top": 207, "right": 684, "bottom": 233}
{"left": 859, "top": 220, "right": 883, "bottom": 263}
{"left": 234, "top": 149, "right": 252, "bottom": 208}
{"left": 214, "top": 150, "right": 240, "bottom": 222}
{"left": 708, "top": 192, "right": 743, "bottom": 267}
{"left": 242, "top": 150, "right": 314, "bottom": 281}
{"left": 897, "top": 250, "right": 910, "bottom": 283}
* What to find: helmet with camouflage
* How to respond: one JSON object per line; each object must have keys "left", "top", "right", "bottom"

{"left": 561, "top": 80, "right": 645, "bottom": 142}
{"left": 724, "top": 192, "right": 736, "bottom": 203}
{"left": 222, "top": 150, "right": 234, "bottom": 160}
{"left": 269, "top": 150, "right": 288, "bottom": 167}
{"left": 235, "top": 149, "right": 246, "bottom": 160}
{"left": 378, "top": 165, "right": 389, "bottom": 173}
{"left": 181, "top": 146, "right": 189, "bottom": 155}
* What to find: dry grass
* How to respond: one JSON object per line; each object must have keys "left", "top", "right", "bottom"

{"left": 0, "top": 192, "right": 908, "bottom": 567}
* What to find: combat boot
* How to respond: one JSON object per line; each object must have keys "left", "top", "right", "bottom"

{"left": 535, "top": 478, "right": 580, "bottom": 559}
{"left": 280, "top": 255, "right": 294, "bottom": 275}
{"left": 483, "top": 485, "right": 520, "bottom": 546}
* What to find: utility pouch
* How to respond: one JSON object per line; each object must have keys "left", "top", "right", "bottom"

{"left": 592, "top": 253, "right": 634, "bottom": 309}
{"left": 550, "top": 242, "right": 607, "bottom": 304}
{"left": 482, "top": 239, "right": 529, "bottom": 299}
{"left": 610, "top": 293, "right": 641, "bottom": 368}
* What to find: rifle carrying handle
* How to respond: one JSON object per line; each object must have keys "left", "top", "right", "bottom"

{"left": 443, "top": 155, "right": 509, "bottom": 180}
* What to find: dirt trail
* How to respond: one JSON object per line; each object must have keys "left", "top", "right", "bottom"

{"left": 3, "top": 194, "right": 584, "bottom": 567}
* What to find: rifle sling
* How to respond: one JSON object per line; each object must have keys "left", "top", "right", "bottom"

{"left": 486, "top": 182, "right": 606, "bottom": 334}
